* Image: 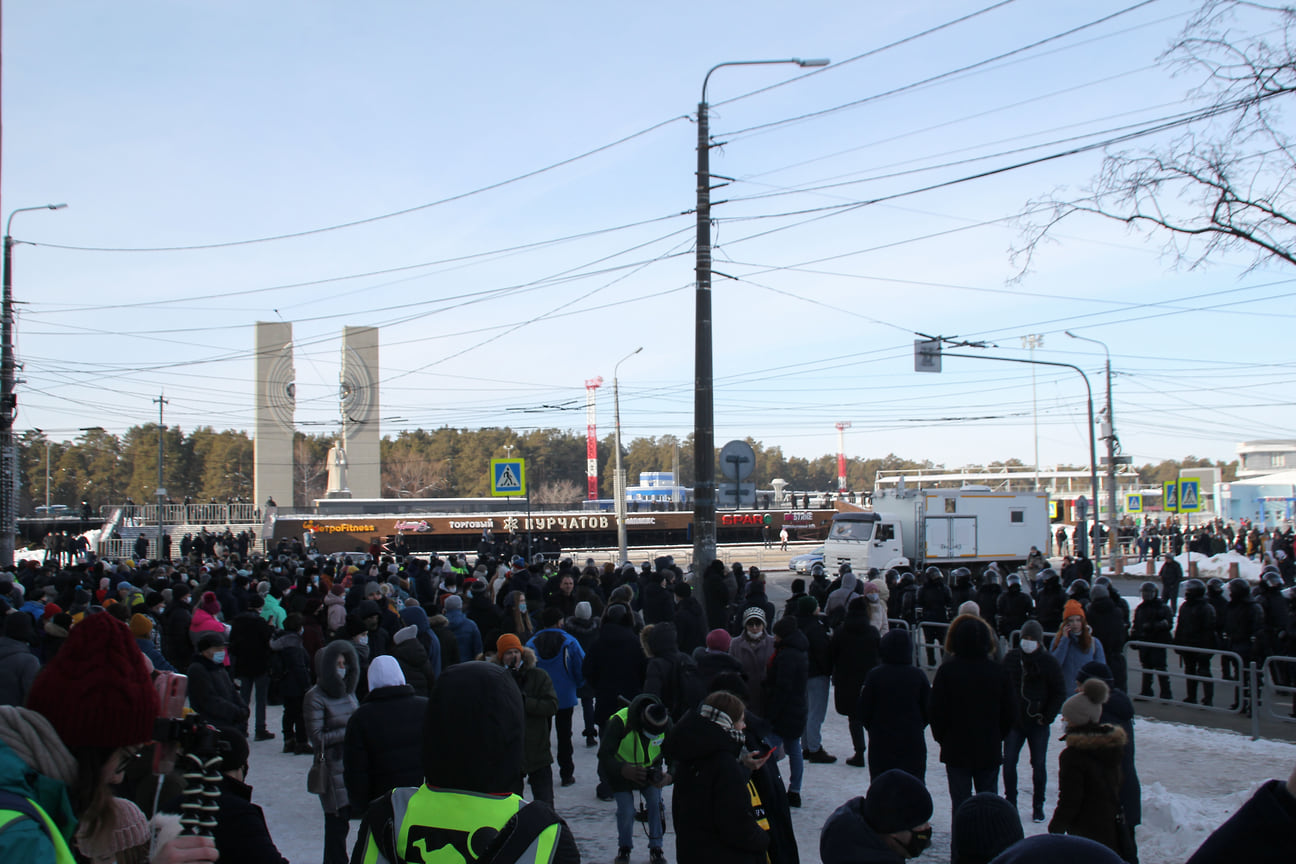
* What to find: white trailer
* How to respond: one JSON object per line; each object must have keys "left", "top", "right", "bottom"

{"left": 822, "top": 486, "right": 1050, "bottom": 574}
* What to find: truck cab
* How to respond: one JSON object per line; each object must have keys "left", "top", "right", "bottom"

{"left": 823, "top": 511, "right": 903, "bottom": 574}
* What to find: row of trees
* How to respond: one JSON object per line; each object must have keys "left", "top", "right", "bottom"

{"left": 16, "top": 425, "right": 1238, "bottom": 513}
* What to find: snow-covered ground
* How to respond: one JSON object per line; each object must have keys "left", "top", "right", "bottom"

{"left": 245, "top": 695, "right": 1295, "bottom": 864}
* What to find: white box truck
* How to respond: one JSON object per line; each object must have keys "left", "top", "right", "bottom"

{"left": 822, "top": 486, "right": 1050, "bottom": 574}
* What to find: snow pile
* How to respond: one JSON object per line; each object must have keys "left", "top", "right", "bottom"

{"left": 1180, "top": 550, "right": 1265, "bottom": 583}
{"left": 1136, "top": 781, "right": 1253, "bottom": 862}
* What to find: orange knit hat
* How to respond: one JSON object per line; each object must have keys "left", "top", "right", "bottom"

{"left": 1063, "top": 599, "right": 1086, "bottom": 621}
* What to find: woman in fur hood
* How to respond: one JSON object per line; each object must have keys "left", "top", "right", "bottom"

{"left": 490, "top": 634, "right": 558, "bottom": 805}
{"left": 1048, "top": 677, "right": 1134, "bottom": 862}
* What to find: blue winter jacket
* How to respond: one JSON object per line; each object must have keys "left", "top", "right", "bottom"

{"left": 445, "top": 608, "right": 483, "bottom": 662}
{"left": 527, "top": 627, "right": 585, "bottom": 710}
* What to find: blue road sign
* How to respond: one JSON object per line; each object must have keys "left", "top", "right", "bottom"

{"left": 491, "top": 459, "right": 526, "bottom": 496}
{"left": 1127, "top": 493, "right": 1143, "bottom": 513}
{"left": 1179, "top": 477, "right": 1201, "bottom": 512}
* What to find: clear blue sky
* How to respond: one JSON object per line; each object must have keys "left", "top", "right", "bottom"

{"left": 3, "top": 0, "right": 1291, "bottom": 472}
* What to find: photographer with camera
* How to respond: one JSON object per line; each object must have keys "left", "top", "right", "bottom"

{"left": 0, "top": 611, "right": 217, "bottom": 863}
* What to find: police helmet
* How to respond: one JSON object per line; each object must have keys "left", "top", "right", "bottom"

{"left": 810, "top": 562, "right": 826, "bottom": 578}
{"left": 1094, "top": 575, "right": 1113, "bottom": 589}
{"left": 981, "top": 566, "right": 1000, "bottom": 585}
{"left": 1261, "top": 569, "right": 1283, "bottom": 588}
{"left": 1206, "top": 577, "right": 1225, "bottom": 596}
{"left": 1068, "top": 579, "right": 1090, "bottom": 598}
{"left": 867, "top": 568, "right": 880, "bottom": 579}
{"left": 1183, "top": 578, "right": 1206, "bottom": 600}
{"left": 923, "top": 566, "right": 944, "bottom": 583}
{"left": 1005, "top": 572, "right": 1022, "bottom": 588}
{"left": 951, "top": 567, "right": 972, "bottom": 585}
{"left": 838, "top": 562, "right": 853, "bottom": 576}
{"left": 1041, "top": 568, "right": 1060, "bottom": 584}
{"left": 899, "top": 571, "right": 915, "bottom": 587}
{"left": 1139, "top": 581, "right": 1159, "bottom": 600}
{"left": 1227, "top": 578, "right": 1252, "bottom": 600}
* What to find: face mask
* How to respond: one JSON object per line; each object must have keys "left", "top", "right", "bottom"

{"left": 518, "top": 604, "right": 528, "bottom": 614}
{"left": 212, "top": 650, "right": 226, "bottom": 664}
{"left": 356, "top": 634, "right": 368, "bottom": 646}
{"left": 745, "top": 627, "right": 763, "bottom": 641}
{"left": 1020, "top": 639, "right": 1039, "bottom": 654}
{"left": 902, "top": 827, "right": 932, "bottom": 858}
{"left": 336, "top": 665, "right": 348, "bottom": 680}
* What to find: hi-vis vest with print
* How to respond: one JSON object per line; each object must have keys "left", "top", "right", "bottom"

{"left": 0, "top": 794, "right": 76, "bottom": 864}
{"left": 358, "top": 785, "right": 560, "bottom": 864}
{"left": 611, "top": 707, "right": 662, "bottom": 766}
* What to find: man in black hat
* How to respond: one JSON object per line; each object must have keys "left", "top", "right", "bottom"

{"left": 187, "top": 631, "right": 250, "bottom": 738}
{"left": 821, "top": 768, "right": 934, "bottom": 862}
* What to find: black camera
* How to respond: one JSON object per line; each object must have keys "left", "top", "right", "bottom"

{"left": 645, "top": 766, "right": 663, "bottom": 785}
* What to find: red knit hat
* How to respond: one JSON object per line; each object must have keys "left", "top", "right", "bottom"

{"left": 1063, "top": 599, "right": 1086, "bottom": 621}
{"left": 27, "top": 611, "right": 159, "bottom": 749}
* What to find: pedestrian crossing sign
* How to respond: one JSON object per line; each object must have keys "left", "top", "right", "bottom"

{"left": 1179, "top": 477, "right": 1202, "bottom": 512}
{"left": 491, "top": 459, "right": 526, "bottom": 497}
{"left": 1163, "top": 480, "right": 1178, "bottom": 513}
{"left": 1127, "top": 493, "right": 1143, "bottom": 513}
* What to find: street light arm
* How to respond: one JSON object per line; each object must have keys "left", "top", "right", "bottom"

{"left": 702, "top": 58, "right": 830, "bottom": 103}
{"left": 6, "top": 204, "right": 67, "bottom": 237}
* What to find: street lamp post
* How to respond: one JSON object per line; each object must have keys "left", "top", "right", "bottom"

{"left": 614, "top": 347, "right": 643, "bottom": 565}
{"left": 1068, "top": 331, "right": 1119, "bottom": 574}
{"left": 2, "top": 204, "right": 67, "bottom": 566}
{"left": 693, "top": 57, "right": 827, "bottom": 575}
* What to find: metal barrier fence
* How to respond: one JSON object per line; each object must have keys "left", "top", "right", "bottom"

{"left": 914, "top": 621, "right": 950, "bottom": 672}
{"left": 1259, "top": 655, "right": 1296, "bottom": 727}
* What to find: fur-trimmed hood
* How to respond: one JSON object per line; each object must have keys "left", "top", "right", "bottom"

{"left": 488, "top": 644, "right": 537, "bottom": 670}
{"left": 640, "top": 621, "right": 679, "bottom": 658}
{"left": 315, "top": 638, "right": 360, "bottom": 698}
{"left": 1062, "top": 722, "right": 1127, "bottom": 751}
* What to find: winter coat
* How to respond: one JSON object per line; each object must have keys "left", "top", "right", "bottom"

{"left": 444, "top": 607, "right": 483, "bottom": 662}
{"left": 162, "top": 601, "right": 194, "bottom": 668}
{"left": 1050, "top": 628, "right": 1106, "bottom": 690}
{"left": 466, "top": 591, "right": 502, "bottom": 648}
{"left": 229, "top": 610, "right": 274, "bottom": 679}
{"left": 703, "top": 569, "right": 731, "bottom": 633}
{"left": 268, "top": 630, "right": 312, "bottom": 704}
{"left": 342, "top": 683, "right": 428, "bottom": 818}
{"left": 189, "top": 606, "right": 229, "bottom": 655}
{"left": 492, "top": 647, "right": 557, "bottom": 775}
{"left": 186, "top": 653, "right": 249, "bottom": 734}
{"left": 390, "top": 635, "right": 436, "bottom": 697}
{"left": 597, "top": 693, "right": 671, "bottom": 794}
{"left": 663, "top": 710, "right": 770, "bottom": 864}
{"left": 917, "top": 578, "right": 953, "bottom": 623}
{"left": 428, "top": 614, "right": 460, "bottom": 669}
{"left": 528, "top": 627, "right": 585, "bottom": 710}
{"left": 582, "top": 617, "right": 645, "bottom": 725}
{"left": 673, "top": 596, "right": 708, "bottom": 655}
{"left": 1174, "top": 595, "right": 1217, "bottom": 651}
{"left": 641, "top": 580, "right": 676, "bottom": 625}
{"left": 323, "top": 592, "right": 347, "bottom": 635}
{"left": 824, "top": 572, "right": 860, "bottom": 624}
{"left": 857, "top": 629, "right": 930, "bottom": 780}
{"left": 820, "top": 796, "right": 906, "bottom": 864}
{"left": 930, "top": 615, "right": 1013, "bottom": 771}
{"left": 136, "top": 636, "right": 175, "bottom": 673}
{"left": 693, "top": 647, "right": 745, "bottom": 694}
{"left": 795, "top": 610, "right": 832, "bottom": 679}
{"left": 1003, "top": 645, "right": 1066, "bottom": 729}
{"left": 0, "top": 636, "right": 40, "bottom": 707}
{"left": 1185, "top": 777, "right": 1296, "bottom": 864}
{"left": 1224, "top": 595, "right": 1264, "bottom": 660}
{"left": 729, "top": 631, "right": 775, "bottom": 715}
{"left": 213, "top": 775, "right": 290, "bottom": 864}
{"left": 1132, "top": 598, "right": 1173, "bottom": 666}
{"left": 996, "top": 585, "right": 1033, "bottom": 635}
{"left": 303, "top": 640, "right": 360, "bottom": 815}
{"left": 763, "top": 628, "right": 809, "bottom": 740}
{"left": 1159, "top": 556, "right": 1183, "bottom": 592}
{"left": 1258, "top": 587, "right": 1293, "bottom": 657}
{"left": 1036, "top": 584, "right": 1067, "bottom": 633}
{"left": 1048, "top": 723, "right": 1129, "bottom": 858}
{"left": 829, "top": 610, "right": 880, "bottom": 717}
{"left": 1085, "top": 596, "right": 1128, "bottom": 662}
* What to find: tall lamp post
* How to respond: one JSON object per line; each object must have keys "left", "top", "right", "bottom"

{"left": 693, "top": 57, "right": 827, "bottom": 575}
{"left": 2, "top": 203, "right": 67, "bottom": 566}
{"left": 1068, "top": 331, "right": 1119, "bottom": 574}
{"left": 614, "top": 347, "right": 643, "bottom": 565}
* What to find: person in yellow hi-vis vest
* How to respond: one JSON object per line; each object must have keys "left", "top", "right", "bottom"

{"left": 351, "top": 661, "right": 581, "bottom": 864}
{"left": 597, "top": 694, "right": 673, "bottom": 864}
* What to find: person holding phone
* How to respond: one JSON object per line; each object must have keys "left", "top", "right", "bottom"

{"left": 662, "top": 691, "right": 771, "bottom": 864}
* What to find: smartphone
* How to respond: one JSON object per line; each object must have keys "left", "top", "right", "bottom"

{"left": 151, "top": 672, "right": 188, "bottom": 775}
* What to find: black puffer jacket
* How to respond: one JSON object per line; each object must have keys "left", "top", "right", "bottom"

{"left": 929, "top": 615, "right": 1013, "bottom": 771}
{"left": 1036, "top": 583, "right": 1067, "bottom": 633}
{"left": 228, "top": 611, "right": 274, "bottom": 679}
{"left": 1085, "top": 595, "right": 1128, "bottom": 661}
{"left": 186, "top": 654, "right": 249, "bottom": 734}
{"left": 663, "top": 711, "right": 770, "bottom": 864}
{"left": 343, "top": 684, "right": 428, "bottom": 817}
{"left": 857, "top": 628, "right": 929, "bottom": 780}
{"left": 1174, "top": 595, "right": 1217, "bottom": 650}
{"left": 1003, "top": 645, "right": 1065, "bottom": 729}
{"left": 829, "top": 609, "right": 879, "bottom": 717}
{"left": 582, "top": 614, "right": 645, "bottom": 725}
{"left": 996, "top": 584, "right": 1033, "bottom": 635}
{"left": 763, "top": 628, "right": 809, "bottom": 740}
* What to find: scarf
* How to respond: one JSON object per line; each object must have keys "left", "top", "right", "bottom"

{"left": 698, "top": 703, "right": 746, "bottom": 746}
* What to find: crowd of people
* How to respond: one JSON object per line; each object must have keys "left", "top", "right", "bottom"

{"left": 0, "top": 536, "right": 1294, "bottom": 864}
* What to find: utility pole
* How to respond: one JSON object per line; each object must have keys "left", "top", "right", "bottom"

{"left": 1022, "top": 334, "right": 1043, "bottom": 491}
{"left": 1067, "top": 332, "right": 1120, "bottom": 575}
{"left": 835, "top": 421, "right": 851, "bottom": 492}
{"left": 153, "top": 394, "right": 168, "bottom": 560}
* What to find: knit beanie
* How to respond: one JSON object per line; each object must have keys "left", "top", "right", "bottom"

{"left": 705, "top": 628, "right": 732, "bottom": 652}
{"left": 74, "top": 796, "right": 150, "bottom": 864}
{"left": 497, "top": 633, "right": 523, "bottom": 655}
{"left": 199, "top": 592, "right": 221, "bottom": 616}
{"left": 27, "top": 612, "right": 159, "bottom": 749}
{"left": 1061, "top": 677, "right": 1109, "bottom": 727}
{"left": 742, "top": 606, "right": 767, "bottom": 626}
{"left": 952, "top": 792, "right": 1024, "bottom": 864}
{"left": 1019, "top": 620, "right": 1044, "bottom": 642}
{"left": 958, "top": 600, "right": 981, "bottom": 618}
{"left": 796, "top": 595, "right": 819, "bottom": 616}
{"left": 1062, "top": 599, "right": 1085, "bottom": 621}
{"left": 128, "top": 613, "right": 153, "bottom": 639}
{"left": 772, "top": 615, "right": 799, "bottom": 641}
{"left": 673, "top": 582, "right": 692, "bottom": 598}
{"left": 864, "top": 769, "right": 934, "bottom": 834}
{"left": 444, "top": 594, "right": 463, "bottom": 612}
{"left": 573, "top": 601, "right": 592, "bottom": 621}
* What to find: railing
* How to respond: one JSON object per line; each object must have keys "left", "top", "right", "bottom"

{"left": 101, "top": 502, "right": 260, "bottom": 527}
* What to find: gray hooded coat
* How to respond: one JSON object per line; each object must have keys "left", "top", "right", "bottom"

{"left": 304, "top": 639, "right": 360, "bottom": 814}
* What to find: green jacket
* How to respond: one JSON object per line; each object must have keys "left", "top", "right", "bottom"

{"left": 0, "top": 740, "right": 77, "bottom": 864}
{"left": 492, "top": 648, "right": 557, "bottom": 774}
{"left": 597, "top": 693, "right": 672, "bottom": 793}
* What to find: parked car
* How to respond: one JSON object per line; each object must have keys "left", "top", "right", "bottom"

{"left": 788, "top": 545, "right": 824, "bottom": 574}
